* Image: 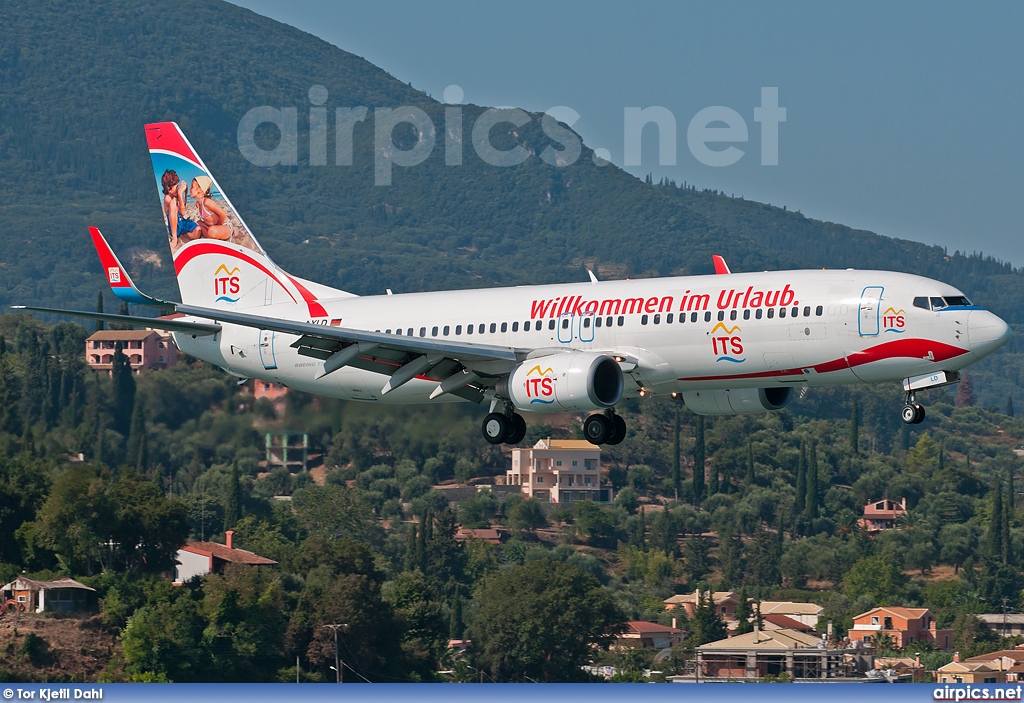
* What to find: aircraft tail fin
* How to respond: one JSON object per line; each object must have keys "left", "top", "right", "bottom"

{"left": 145, "top": 121, "right": 350, "bottom": 314}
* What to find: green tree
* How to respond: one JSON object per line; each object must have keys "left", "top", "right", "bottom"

{"left": 684, "top": 590, "right": 727, "bottom": 647}
{"left": 735, "top": 587, "right": 753, "bottom": 634}
{"left": 805, "top": 440, "right": 819, "bottom": 521}
{"left": 506, "top": 497, "right": 547, "bottom": 535}
{"left": 693, "top": 415, "right": 705, "bottom": 507}
{"left": 684, "top": 535, "right": 711, "bottom": 583}
{"left": 843, "top": 555, "right": 906, "bottom": 603}
{"left": 224, "top": 461, "right": 242, "bottom": 532}
{"left": 849, "top": 398, "right": 859, "bottom": 454}
{"left": 110, "top": 343, "right": 136, "bottom": 437}
{"left": 470, "top": 559, "right": 624, "bottom": 681}
{"left": 672, "top": 403, "right": 682, "bottom": 499}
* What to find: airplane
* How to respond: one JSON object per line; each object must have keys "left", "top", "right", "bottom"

{"left": 16, "top": 122, "right": 1012, "bottom": 446}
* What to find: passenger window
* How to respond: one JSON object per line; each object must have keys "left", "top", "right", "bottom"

{"left": 549, "top": 320, "right": 556, "bottom": 330}
{"left": 803, "top": 306, "right": 810, "bottom": 317}
{"left": 407, "top": 328, "right": 413, "bottom": 336}
{"left": 930, "top": 297, "right": 946, "bottom": 310}
{"left": 717, "top": 311, "right": 725, "bottom": 321}
{"left": 653, "top": 314, "right": 660, "bottom": 324}
{"left": 815, "top": 305, "right": 823, "bottom": 316}
{"left": 595, "top": 317, "right": 602, "bottom": 328}
{"left": 431, "top": 326, "right": 438, "bottom": 336}
{"left": 792, "top": 307, "right": 799, "bottom": 317}
{"left": 755, "top": 309, "right": 763, "bottom": 319}
{"left": 691, "top": 312, "right": 698, "bottom": 322}
{"left": 455, "top": 325, "right": 462, "bottom": 335}
{"left": 395, "top": 328, "right": 402, "bottom": 335}
{"left": 386, "top": 329, "right": 392, "bottom": 334}
{"left": 443, "top": 326, "right": 450, "bottom": 335}
{"left": 666, "top": 313, "right": 674, "bottom": 323}
{"left": 583, "top": 317, "right": 591, "bottom": 328}
{"left": 779, "top": 308, "right": 787, "bottom": 318}
{"left": 501, "top": 322, "right": 508, "bottom": 333}
{"left": 524, "top": 321, "right": 531, "bottom": 331}
{"left": 607, "top": 316, "right": 614, "bottom": 327}
{"left": 490, "top": 323, "right": 497, "bottom": 333}
{"left": 641, "top": 315, "right": 649, "bottom": 325}
{"left": 479, "top": 324, "right": 485, "bottom": 334}
{"left": 511, "top": 322, "right": 518, "bottom": 332}
{"left": 617, "top": 316, "right": 624, "bottom": 326}
{"left": 743, "top": 309, "right": 750, "bottom": 320}
{"left": 704, "top": 312, "right": 712, "bottom": 322}
{"left": 561, "top": 318, "right": 569, "bottom": 329}
{"left": 767, "top": 308, "right": 775, "bottom": 319}
{"left": 420, "top": 327, "right": 426, "bottom": 337}
{"left": 467, "top": 324, "right": 473, "bottom": 335}
{"left": 730, "top": 310, "right": 737, "bottom": 321}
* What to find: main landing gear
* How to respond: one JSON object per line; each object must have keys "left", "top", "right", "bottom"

{"left": 583, "top": 409, "right": 627, "bottom": 446}
{"left": 900, "top": 391, "right": 925, "bottom": 425}
{"left": 481, "top": 410, "right": 527, "bottom": 445}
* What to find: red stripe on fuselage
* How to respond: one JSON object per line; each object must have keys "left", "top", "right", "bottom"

{"left": 173, "top": 242, "right": 298, "bottom": 304}
{"left": 678, "top": 338, "right": 969, "bottom": 382}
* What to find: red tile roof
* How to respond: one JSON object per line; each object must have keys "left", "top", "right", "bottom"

{"left": 181, "top": 541, "right": 277, "bottom": 565}
{"left": 966, "top": 650, "right": 1024, "bottom": 663}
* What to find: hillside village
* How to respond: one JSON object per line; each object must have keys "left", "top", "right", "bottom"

{"left": 1, "top": 311, "right": 1024, "bottom": 683}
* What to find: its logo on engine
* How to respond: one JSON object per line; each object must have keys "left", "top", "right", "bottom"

{"left": 882, "top": 307, "right": 906, "bottom": 333}
{"left": 711, "top": 322, "right": 745, "bottom": 363}
{"left": 214, "top": 264, "right": 241, "bottom": 303}
{"left": 524, "top": 365, "right": 555, "bottom": 404}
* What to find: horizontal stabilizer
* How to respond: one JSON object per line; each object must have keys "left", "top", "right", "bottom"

{"left": 12, "top": 306, "right": 222, "bottom": 336}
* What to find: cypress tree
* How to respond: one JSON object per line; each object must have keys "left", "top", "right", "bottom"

{"left": 125, "top": 397, "right": 145, "bottom": 466}
{"left": 404, "top": 525, "right": 418, "bottom": 571}
{"left": 449, "top": 593, "right": 464, "bottom": 640}
{"left": 988, "top": 484, "right": 1004, "bottom": 561}
{"left": 693, "top": 415, "right": 705, "bottom": 507}
{"left": 639, "top": 506, "right": 647, "bottom": 550}
{"left": 95, "top": 292, "right": 104, "bottom": 331}
{"left": 136, "top": 432, "right": 148, "bottom": 474}
{"left": 746, "top": 439, "right": 755, "bottom": 486}
{"left": 849, "top": 398, "right": 859, "bottom": 454}
{"left": 938, "top": 441, "right": 945, "bottom": 473}
{"left": 735, "top": 587, "right": 753, "bottom": 634}
{"left": 1003, "top": 474, "right": 1013, "bottom": 565}
{"left": 224, "top": 460, "right": 242, "bottom": 531}
{"left": 672, "top": 403, "right": 681, "bottom": 500}
{"left": 110, "top": 343, "right": 135, "bottom": 436}
{"left": 805, "top": 441, "right": 819, "bottom": 521}
{"left": 1008, "top": 395, "right": 1015, "bottom": 418}
{"left": 794, "top": 442, "right": 807, "bottom": 516}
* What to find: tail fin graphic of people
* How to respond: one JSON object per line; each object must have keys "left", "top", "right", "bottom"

{"left": 161, "top": 169, "right": 235, "bottom": 248}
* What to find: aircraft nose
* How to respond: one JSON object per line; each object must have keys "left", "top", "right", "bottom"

{"left": 967, "top": 310, "right": 1011, "bottom": 360}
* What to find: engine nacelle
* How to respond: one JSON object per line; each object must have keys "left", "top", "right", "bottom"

{"left": 682, "top": 387, "right": 793, "bottom": 416}
{"left": 504, "top": 352, "right": 624, "bottom": 412}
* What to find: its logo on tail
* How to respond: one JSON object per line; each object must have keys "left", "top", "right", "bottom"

{"left": 213, "top": 264, "right": 241, "bottom": 302}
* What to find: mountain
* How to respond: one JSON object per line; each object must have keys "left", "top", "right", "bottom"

{"left": 0, "top": 0, "right": 1020, "bottom": 405}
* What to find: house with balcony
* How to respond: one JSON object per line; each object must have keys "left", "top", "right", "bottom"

{"left": 937, "top": 653, "right": 1007, "bottom": 684}
{"left": 616, "top": 620, "right": 686, "bottom": 649}
{"left": 858, "top": 498, "right": 908, "bottom": 532}
{"left": 507, "top": 439, "right": 612, "bottom": 503}
{"left": 848, "top": 607, "right": 952, "bottom": 650}
{"left": 664, "top": 591, "right": 742, "bottom": 620}
{"left": 86, "top": 329, "right": 177, "bottom": 374}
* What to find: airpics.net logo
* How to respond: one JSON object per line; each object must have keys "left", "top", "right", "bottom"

{"left": 236, "top": 85, "right": 786, "bottom": 185}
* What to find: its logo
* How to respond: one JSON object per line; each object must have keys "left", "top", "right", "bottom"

{"left": 524, "top": 365, "right": 555, "bottom": 404}
{"left": 214, "top": 264, "right": 241, "bottom": 302}
{"left": 107, "top": 267, "right": 121, "bottom": 284}
{"left": 883, "top": 307, "right": 906, "bottom": 333}
{"left": 710, "top": 322, "right": 745, "bottom": 363}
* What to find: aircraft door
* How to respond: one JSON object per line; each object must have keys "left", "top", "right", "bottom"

{"left": 557, "top": 312, "right": 574, "bottom": 344}
{"left": 578, "top": 312, "right": 595, "bottom": 343}
{"left": 259, "top": 329, "right": 277, "bottom": 369}
{"left": 858, "top": 286, "right": 884, "bottom": 337}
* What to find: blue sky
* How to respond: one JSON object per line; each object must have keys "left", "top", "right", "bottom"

{"left": 233, "top": 1, "right": 1023, "bottom": 266}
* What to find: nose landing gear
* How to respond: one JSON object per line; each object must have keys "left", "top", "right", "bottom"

{"left": 900, "top": 391, "right": 925, "bottom": 425}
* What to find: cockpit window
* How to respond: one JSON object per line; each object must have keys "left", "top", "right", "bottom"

{"left": 913, "top": 297, "right": 929, "bottom": 310}
{"left": 943, "top": 295, "right": 972, "bottom": 307}
{"left": 930, "top": 297, "right": 947, "bottom": 311}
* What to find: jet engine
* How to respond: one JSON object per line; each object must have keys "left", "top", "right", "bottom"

{"left": 682, "top": 387, "right": 793, "bottom": 415}
{"left": 503, "top": 352, "right": 623, "bottom": 412}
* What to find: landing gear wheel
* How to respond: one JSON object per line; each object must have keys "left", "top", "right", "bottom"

{"left": 901, "top": 404, "right": 918, "bottom": 425}
{"left": 482, "top": 413, "right": 510, "bottom": 444}
{"left": 583, "top": 414, "right": 611, "bottom": 445}
{"left": 605, "top": 414, "right": 627, "bottom": 445}
{"left": 913, "top": 404, "right": 925, "bottom": 424}
{"left": 505, "top": 413, "right": 527, "bottom": 445}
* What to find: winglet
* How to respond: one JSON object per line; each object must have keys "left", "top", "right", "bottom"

{"left": 89, "top": 227, "right": 171, "bottom": 307}
{"left": 712, "top": 255, "right": 731, "bottom": 275}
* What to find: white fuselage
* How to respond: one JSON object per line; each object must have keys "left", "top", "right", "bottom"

{"left": 174, "top": 268, "right": 1008, "bottom": 409}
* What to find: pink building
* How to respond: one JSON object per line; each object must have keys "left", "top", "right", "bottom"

{"left": 507, "top": 439, "right": 611, "bottom": 503}
{"left": 86, "top": 329, "right": 177, "bottom": 374}
{"left": 858, "top": 498, "right": 908, "bottom": 532}
{"left": 849, "top": 607, "right": 952, "bottom": 650}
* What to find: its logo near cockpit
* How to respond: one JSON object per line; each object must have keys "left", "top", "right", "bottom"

{"left": 711, "top": 322, "right": 745, "bottom": 363}
{"left": 883, "top": 307, "right": 906, "bottom": 334}
{"left": 214, "top": 263, "right": 241, "bottom": 303}
{"left": 524, "top": 365, "right": 555, "bottom": 404}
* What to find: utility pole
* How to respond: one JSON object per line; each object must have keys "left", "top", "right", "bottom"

{"left": 324, "top": 624, "right": 348, "bottom": 683}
